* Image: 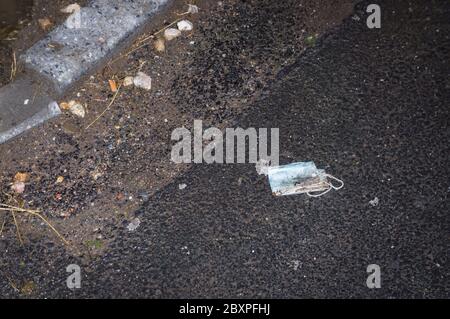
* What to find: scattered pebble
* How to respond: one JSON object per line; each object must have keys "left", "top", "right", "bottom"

{"left": 11, "top": 182, "right": 25, "bottom": 194}
{"left": 68, "top": 101, "right": 85, "bottom": 118}
{"left": 56, "top": 176, "right": 65, "bottom": 184}
{"left": 154, "top": 38, "right": 165, "bottom": 52}
{"left": 127, "top": 218, "right": 141, "bottom": 232}
{"left": 123, "top": 76, "right": 134, "bottom": 87}
{"left": 369, "top": 197, "right": 379, "bottom": 207}
{"left": 178, "top": 183, "right": 187, "bottom": 190}
{"left": 177, "top": 20, "right": 194, "bottom": 32}
{"left": 187, "top": 4, "right": 199, "bottom": 14}
{"left": 164, "top": 28, "right": 181, "bottom": 41}
{"left": 133, "top": 72, "right": 152, "bottom": 91}
{"left": 24, "top": 99, "right": 29, "bottom": 105}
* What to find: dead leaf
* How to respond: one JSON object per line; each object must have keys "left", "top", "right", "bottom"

{"left": 14, "top": 172, "right": 29, "bottom": 183}
{"left": 38, "top": 18, "right": 53, "bottom": 31}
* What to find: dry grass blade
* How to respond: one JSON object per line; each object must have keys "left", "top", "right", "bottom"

{"left": 0, "top": 205, "right": 70, "bottom": 246}
{"left": 109, "top": 18, "right": 184, "bottom": 65}
{"left": 85, "top": 83, "right": 122, "bottom": 130}
{"left": 10, "top": 50, "right": 17, "bottom": 81}
{"left": 11, "top": 211, "right": 23, "bottom": 245}
{"left": 0, "top": 270, "right": 19, "bottom": 292}
{"left": 0, "top": 213, "right": 6, "bottom": 236}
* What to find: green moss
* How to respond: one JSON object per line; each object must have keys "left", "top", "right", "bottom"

{"left": 305, "top": 35, "right": 317, "bottom": 46}
{"left": 85, "top": 239, "right": 103, "bottom": 249}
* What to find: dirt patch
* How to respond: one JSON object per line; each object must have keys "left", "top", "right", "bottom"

{"left": 0, "top": 0, "right": 353, "bottom": 263}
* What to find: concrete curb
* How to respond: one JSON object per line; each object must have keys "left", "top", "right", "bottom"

{"left": 0, "top": 0, "right": 171, "bottom": 145}
{"left": 23, "top": 0, "right": 170, "bottom": 93}
{"left": 0, "top": 101, "right": 61, "bottom": 145}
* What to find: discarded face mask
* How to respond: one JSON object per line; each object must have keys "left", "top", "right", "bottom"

{"left": 267, "top": 161, "right": 344, "bottom": 197}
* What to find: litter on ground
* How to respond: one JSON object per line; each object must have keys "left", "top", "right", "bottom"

{"left": 267, "top": 162, "right": 344, "bottom": 197}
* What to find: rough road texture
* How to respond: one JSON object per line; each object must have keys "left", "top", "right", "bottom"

{"left": 75, "top": 0, "right": 449, "bottom": 298}
{"left": 0, "top": 0, "right": 448, "bottom": 298}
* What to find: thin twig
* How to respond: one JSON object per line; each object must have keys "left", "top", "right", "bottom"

{"left": 108, "top": 18, "right": 184, "bottom": 66}
{"left": 0, "top": 206, "right": 70, "bottom": 246}
{"left": 85, "top": 83, "right": 122, "bottom": 130}
{"left": 0, "top": 213, "right": 5, "bottom": 236}
{"left": 10, "top": 50, "right": 17, "bottom": 81}
{"left": 0, "top": 270, "right": 19, "bottom": 292}
{"left": 11, "top": 211, "right": 23, "bottom": 246}
{"left": 0, "top": 203, "right": 39, "bottom": 213}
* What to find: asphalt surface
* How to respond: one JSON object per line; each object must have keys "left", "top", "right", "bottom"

{"left": 1, "top": 0, "right": 449, "bottom": 298}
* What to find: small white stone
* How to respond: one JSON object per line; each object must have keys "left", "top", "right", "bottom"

{"left": 179, "top": 183, "right": 187, "bottom": 190}
{"left": 11, "top": 182, "right": 25, "bottom": 194}
{"left": 127, "top": 218, "right": 141, "bottom": 232}
{"left": 133, "top": 72, "right": 152, "bottom": 91}
{"left": 164, "top": 28, "right": 181, "bottom": 41}
{"left": 24, "top": 99, "right": 29, "bottom": 105}
{"left": 68, "top": 101, "right": 85, "bottom": 118}
{"left": 369, "top": 197, "right": 379, "bottom": 207}
{"left": 177, "top": 20, "right": 193, "bottom": 32}
{"left": 123, "top": 76, "right": 134, "bottom": 87}
{"left": 187, "top": 4, "right": 199, "bottom": 14}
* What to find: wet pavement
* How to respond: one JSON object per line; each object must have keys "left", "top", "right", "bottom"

{"left": 0, "top": 0, "right": 449, "bottom": 298}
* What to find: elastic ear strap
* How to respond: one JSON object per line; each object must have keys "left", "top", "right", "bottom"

{"left": 306, "top": 174, "right": 344, "bottom": 198}
{"left": 325, "top": 174, "right": 344, "bottom": 190}
{"left": 307, "top": 185, "right": 332, "bottom": 198}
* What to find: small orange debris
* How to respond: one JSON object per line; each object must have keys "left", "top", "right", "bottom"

{"left": 59, "top": 102, "right": 70, "bottom": 110}
{"left": 14, "top": 172, "right": 29, "bottom": 183}
{"left": 109, "top": 79, "right": 118, "bottom": 92}
{"left": 38, "top": 18, "right": 53, "bottom": 31}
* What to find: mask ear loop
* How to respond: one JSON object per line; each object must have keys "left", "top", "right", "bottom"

{"left": 307, "top": 185, "right": 332, "bottom": 198}
{"left": 307, "top": 174, "right": 344, "bottom": 197}
{"left": 325, "top": 174, "right": 344, "bottom": 190}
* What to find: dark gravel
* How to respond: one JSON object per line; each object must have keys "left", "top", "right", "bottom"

{"left": 0, "top": 0, "right": 449, "bottom": 298}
